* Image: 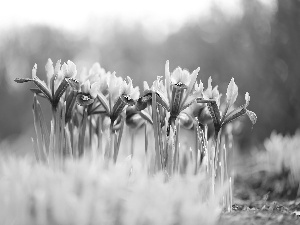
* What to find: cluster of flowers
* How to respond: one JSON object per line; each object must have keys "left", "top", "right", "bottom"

{"left": 15, "top": 58, "right": 257, "bottom": 212}
{"left": 15, "top": 59, "right": 256, "bottom": 166}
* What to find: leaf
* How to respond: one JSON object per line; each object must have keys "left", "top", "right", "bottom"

{"left": 221, "top": 78, "right": 238, "bottom": 123}
{"left": 155, "top": 91, "right": 170, "bottom": 111}
{"left": 65, "top": 91, "right": 77, "bottom": 123}
{"left": 30, "top": 88, "right": 46, "bottom": 98}
{"left": 196, "top": 98, "right": 217, "bottom": 104}
{"left": 111, "top": 96, "right": 127, "bottom": 124}
{"left": 14, "top": 78, "right": 34, "bottom": 83}
{"left": 222, "top": 108, "right": 246, "bottom": 127}
{"left": 207, "top": 101, "right": 221, "bottom": 132}
{"left": 33, "top": 77, "right": 52, "bottom": 101}
{"left": 97, "top": 92, "right": 110, "bottom": 114}
{"left": 53, "top": 78, "right": 69, "bottom": 105}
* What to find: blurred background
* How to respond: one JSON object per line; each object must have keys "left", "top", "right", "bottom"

{"left": 0, "top": 0, "right": 299, "bottom": 156}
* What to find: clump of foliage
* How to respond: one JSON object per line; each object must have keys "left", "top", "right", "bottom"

{"left": 14, "top": 59, "right": 256, "bottom": 215}
{"left": 263, "top": 131, "right": 300, "bottom": 179}
{"left": 252, "top": 131, "right": 300, "bottom": 199}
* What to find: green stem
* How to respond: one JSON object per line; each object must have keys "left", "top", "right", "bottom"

{"left": 78, "top": 107, "right": 88, "bottom": 157}
{"left": 152, "top": 91, "right": 162, "bottom": 171}
{"left": 113, "top": 118, "right": 125, "bottom": 163}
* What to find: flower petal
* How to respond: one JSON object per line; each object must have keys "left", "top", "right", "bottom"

{"left": 76, "top": 93, "right": 94, "bottom": 106}
{"left": 221, "top": 78, "right": 238, "bottom": 123}
{"left": 54, "top": 60, "right": 61, "bottom": 75}
{"left": 32, "top": 64, "right": 37, "bottom": 79}
{"left": 45, "top": 58, "right": 54, "bottom": 86}
{"left": 246, "top": 110, "right": 257, "bottom": 125}
{"left": 143, "top": 81, "right": 150, "bottom": 91}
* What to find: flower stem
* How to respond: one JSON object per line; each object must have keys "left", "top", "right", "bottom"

{"left": 78, "top": 107, "right": 88, "bottom": 157}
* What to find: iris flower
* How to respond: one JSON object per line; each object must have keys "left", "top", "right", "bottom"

{"left": 14, "top": 59, "right": 77, "bottom": 109}
{"left": 136, "top": 61, "right": 202, "bottom": 119}
{"left": 197, "top": 78, "right": 257, "bottom": 134}
{"left": 97, "top": 73, "right": 140, "bottom": 126}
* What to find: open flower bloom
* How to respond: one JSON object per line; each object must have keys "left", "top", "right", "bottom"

{"left": 76, "top": 80, "right": 99, "bottom": 106}
{"left": 77, "top": 63, "right": 108, "bottom": 94}
{"left": 221, "top": 88, "right": 257, "bottom": 127}
{"left": 14, "top": 59, "right": 77, "bottom": 108}
{"left": 165, "top": 61, "right": 202, "bottom": 118}
{"left": 61, "top": 60, "right": 77, "bottom": 78}
{"left": 197, "top": 77, "right": 257, "bottom": 134}
{"left": 180, "top": 79, "right": 219, "bottom": 129}
{"left": 136, "top": 61, "right": 202, "bottom": 121}
{"left": 97, "top": 72, "right": 140, "bottom": 125}
{"left": 203, "top": 77, "right": 222, "bottom": 107}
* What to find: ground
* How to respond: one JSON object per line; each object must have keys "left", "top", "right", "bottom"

{"left": 218, "top": 172, "right": 300, "bottom": 224}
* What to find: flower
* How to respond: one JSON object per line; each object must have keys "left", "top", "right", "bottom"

{"left": 61, "top": 60, "right": 77, "bottom": 78}
{"left": 76, "top": 80, "right": 99, "bottom": 106}
{"left": 14, "top": 59, "right": 75, "bottom": 109}
{"left": 203, "top": 77, "right": 222, "bottom": 107}
{"left": 197, "top": 77, "right": 257, "bottom": 134}
{"left": 97, "top": 72, "right": 140, "bottom": 126}
{"left": 136, "top": 61, "right": 202, "bottom": 119}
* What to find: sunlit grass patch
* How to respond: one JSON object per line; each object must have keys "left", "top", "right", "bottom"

{"left": 0, "top": 157, "right": 221, "bottom": 225}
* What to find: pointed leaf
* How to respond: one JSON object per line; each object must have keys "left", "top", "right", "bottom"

{"left": 65, "top": 91, "right": 77, "bottom": 123}
{"left": 30, "top": 88, "right": 46, "bottom": 98}
{"left": 222, "top": 108, "right": 246, "bottom": 127}
{"left": 53, "top": 78, "right": 69, "bottom": 105}
{"left": 155, "top": 92, "right": 170, "bottom": 111}
{"left": 33, "top": 77, "right": 52, "bottom": 101}
{"left": 111, "top": 96, "right": 127, "bottom": 123}
{"left": 181, "top": 87, "right": 203, "bottom": 111}
{"left": 97, "top": 92, "right": 110, "bottom": 114}
{"left": 196, "top": 98, "right": 216, "bottom": 104}
{"left": 207, "top": 101, "right": 221, "bottom": 132}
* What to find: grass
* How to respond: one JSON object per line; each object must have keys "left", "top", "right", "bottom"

{"left": 0, "top": 156, "right": 221, "bottom": 225}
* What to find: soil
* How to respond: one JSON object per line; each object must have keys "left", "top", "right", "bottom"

{"left": 218, "top": 172, "right": 300, "bottom": 224}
